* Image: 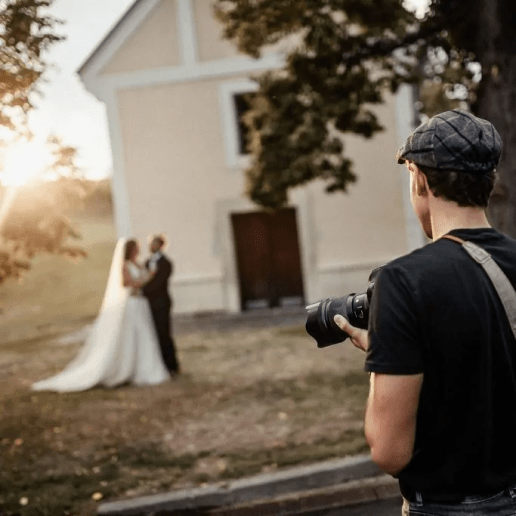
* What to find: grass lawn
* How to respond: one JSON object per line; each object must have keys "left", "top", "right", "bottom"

{"left": 0, "top": 216, "right": 117, "bottom": 345}
{"left": 0, "top": 214, "right": 370, "bottom": 516}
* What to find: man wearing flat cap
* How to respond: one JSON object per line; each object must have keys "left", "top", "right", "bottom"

{"left": 334, "top": 110, "right": 516, "bottom": 514}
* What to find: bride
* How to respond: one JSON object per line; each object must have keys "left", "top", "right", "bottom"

{"left": 32, "top": 238, "right": 171, "bottom": 392}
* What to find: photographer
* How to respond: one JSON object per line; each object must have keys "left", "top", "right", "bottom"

{"left": 334, "top": 109, "right": 516, "bottom": 515}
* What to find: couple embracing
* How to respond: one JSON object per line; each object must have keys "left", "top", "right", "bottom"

{"left": 32, "top": 235, "right": 180, "bottom": 392}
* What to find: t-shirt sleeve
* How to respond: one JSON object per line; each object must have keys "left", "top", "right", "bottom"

{"left": 365, "top": 264, "right": 424, "bottom": 375}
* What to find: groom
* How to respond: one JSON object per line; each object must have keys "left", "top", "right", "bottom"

{"left": 142, "top": 235, "right": 180, "bottom": 374}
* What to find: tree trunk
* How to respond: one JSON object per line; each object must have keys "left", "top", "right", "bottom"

{"left": 474, "top": 0, "right": 516, "bottom": 238}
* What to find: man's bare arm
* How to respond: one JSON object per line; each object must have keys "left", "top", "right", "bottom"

{"left": 333, "top": 314, "right": 423, "bottom": 475}
{"left": 365, "top": 373, "right": 423, "bottom": 475}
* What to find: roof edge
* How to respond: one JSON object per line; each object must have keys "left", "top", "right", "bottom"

{"left": 77, "top": 0, "right": 142, "bottom": 77}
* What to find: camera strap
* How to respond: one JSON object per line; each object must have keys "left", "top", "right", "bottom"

{"left": 442, "top": 234, "right": 516, "bottom": 340}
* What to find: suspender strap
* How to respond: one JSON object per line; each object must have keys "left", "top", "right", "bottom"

{"left": 442, "top": 234, "right": 516, "bottom": 340}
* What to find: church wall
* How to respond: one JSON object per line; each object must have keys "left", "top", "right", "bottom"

{"left": 101, "top": 0, "right": 181, "bottom": 75}
{"left": 116, "top": 77, "right": 248, "bottom": 313}
{"left": 80, "top": 0, "right": 421, "bottom": 313}
{"left": 192, "top": 0, "right": 241, "bottom": 62}
{"left": 308, "top": 97, "right": 409, "bottom": 301}
{"left": 192, "top": 0, "right": 301, "bottom": 63}
{"left": 115, "top": 75, "right": 411, "bottom": 313}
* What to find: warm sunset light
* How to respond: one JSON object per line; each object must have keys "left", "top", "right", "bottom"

{"left": 1, "top": 138, "right": 52, "bottom": 187}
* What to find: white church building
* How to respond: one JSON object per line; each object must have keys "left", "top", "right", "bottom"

{"left": 78, "top": 0, "right": 425, "bottom": 314}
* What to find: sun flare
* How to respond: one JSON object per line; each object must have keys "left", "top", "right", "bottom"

{"left": 1, "top": 138, "right": 51, "bottom": 187}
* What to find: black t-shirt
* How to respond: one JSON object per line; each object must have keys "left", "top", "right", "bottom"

{"left": 366, "top": 228, "right": 516, "bottom": 496}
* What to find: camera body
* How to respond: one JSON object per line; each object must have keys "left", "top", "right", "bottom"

{"left": 305, "top": 266, "right": 383, "bottom": 348}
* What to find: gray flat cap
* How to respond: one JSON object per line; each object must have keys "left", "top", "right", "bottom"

{"left": 396, "top": 109, "right": 502, "bottom": 172}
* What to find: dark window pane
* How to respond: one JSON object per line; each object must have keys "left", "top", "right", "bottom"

{"left": 233, "top": 93, "right": 254, "bottom": 155}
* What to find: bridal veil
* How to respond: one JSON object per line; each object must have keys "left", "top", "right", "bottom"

{"left": 32, "top": 238, "right": 130, "bottom": 392}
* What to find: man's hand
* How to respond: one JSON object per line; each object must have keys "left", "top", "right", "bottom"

{"left": 334, "top": 315, "right": 369, "bottom": 352}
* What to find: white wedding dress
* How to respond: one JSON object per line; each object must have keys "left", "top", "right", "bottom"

{"left": 32, "top": 239, "right": 170, "bottom": 392}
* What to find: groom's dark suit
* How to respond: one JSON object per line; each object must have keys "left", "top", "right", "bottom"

{"left": 143, "top": 253, "right": 179, "bottom": 373}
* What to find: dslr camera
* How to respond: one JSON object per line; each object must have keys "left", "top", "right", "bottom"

{"left": 305, "top": 266, "right": 383, "bottom": 348}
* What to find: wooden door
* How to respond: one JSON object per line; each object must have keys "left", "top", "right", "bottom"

{"left": 231, "top": 208, "right": 305, "bottom": 309}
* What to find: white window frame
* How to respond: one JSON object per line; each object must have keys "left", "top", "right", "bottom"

{"left": 219, "top": 79, "right": 259, "bottom": 169}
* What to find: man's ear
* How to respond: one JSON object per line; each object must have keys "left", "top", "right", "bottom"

{"left": 414, "top": 167, "right": 427, "bottom": 197}
{"left": 416, "top": 178, "right": 423, "bottom": 196}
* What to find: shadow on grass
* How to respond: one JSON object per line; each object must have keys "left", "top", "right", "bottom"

{"left": 0, "top": 435, "right": 369, "bottom": 516}
{"left": 0, "top": 371, "right": 369, "bottom": 516}
{"left": 227, "top": 371, "right": 369, "bottom": 406}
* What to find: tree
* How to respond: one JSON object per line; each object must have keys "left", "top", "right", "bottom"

{"left": 0, "top": 0, "right": 63, "bottom": 133}
{"left": 0, "top": 1, "right": 90, "bottom": 284}
{"left": 0, "top": 136, "right": 88, "bottom": 284}
{"left": 214, "top": 0, "right": 516, "bottom": 237}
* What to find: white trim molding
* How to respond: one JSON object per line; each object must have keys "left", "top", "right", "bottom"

{"left": 290, "top": 187, "right": 317, "bottom": 306}
{"left": 396, "top": 84, "right": 427, "bottom": 252}
{"left": 174, "top": 273, "right": 223, "bottom": 286}
{"left": 177, "top": 0, "right": 198, "bottom": 65}
{"left": 318, "top": 260, "right": 387, "bottom": 274}
{"left": 91, "top": 53, "right": 284, "bottom": 101}
{"left": 102, "top": 88, "right": 133, "bottom": 238}
{"left": 80, "top": 0, "right": 162, "bottom": 93}
{"left": 218, "top": 79, "right": 259, "bottom": 169}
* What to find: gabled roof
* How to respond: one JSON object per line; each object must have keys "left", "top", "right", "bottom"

{"left": 77, "top": 0, "right": 286, "bottom": 99}
{"left": 77, "top": 0, "right": 142, "bottom": 76}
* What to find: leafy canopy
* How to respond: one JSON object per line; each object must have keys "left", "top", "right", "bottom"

{"left": 0, "top": 1, "right": 90, "bottom": 284}
{"left": 214, "top": 0, "right": 480, "bottom": 208}
{"left": 0, "top": 0, "right": 63, "bottom": 133}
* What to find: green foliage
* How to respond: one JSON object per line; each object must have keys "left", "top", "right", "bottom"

{"left": 0, "top": 0, "right": 63, "bottom": 133}
{"left": 0, "top": 137, "right": 104, "bottom": 285}
{"left": 0, "top": 1, "right": 85, "bottom": 284}
{"left": 213, "top": 0, "right": 489, "bottom": 208}
{"left": 0, "top": 177, "right": 89, "bottom": 284}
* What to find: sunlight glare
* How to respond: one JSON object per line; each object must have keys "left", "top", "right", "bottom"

{"left": 1, "top": 138, "right": 51, "bottom": 187}
{"left": 404, "top": 0, "right": 431, "bottom": 18}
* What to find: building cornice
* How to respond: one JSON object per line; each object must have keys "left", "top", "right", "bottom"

{"left": 85, "top": 53, "right": 285, "bottom": 101}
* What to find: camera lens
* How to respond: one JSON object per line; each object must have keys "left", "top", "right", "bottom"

{"left": 305, "top": 266, "right": 382, "bottom": 348}
{"left": 350, "top": 293, "right": 369, "bottom": 327}
{"left": 305, "top": 296, "right": 351, "bottom": 348}
{"left": 305, "top": 293, "right": 371, "bottom": 348}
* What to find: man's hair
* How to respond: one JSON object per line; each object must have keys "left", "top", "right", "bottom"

{"left": 152, "top": 234, "right": 166, "bottom": 249}
{"left": 417, "top": 164, "right": 496, "bottom": 208}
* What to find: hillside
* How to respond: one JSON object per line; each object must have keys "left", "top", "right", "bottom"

{"left": 0, "top": 178, "right": 116, "bottom": 344}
